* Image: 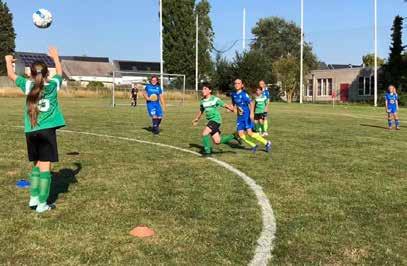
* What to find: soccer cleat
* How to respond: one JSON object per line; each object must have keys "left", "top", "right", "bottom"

{"left": 263, "top": 132, "right": 269, "bottom": 137}
{"left": 233, "top": 133, "right": 242, "bottom": 145}
{"left": 396, "top": 127, "right": 401, "bottom": 130}
{"left": 36, "top": 203, "right": 55, "bottom": 213}
{"left": 251, "top": 145, "right": 258, "bottom": 154}
{"left": 265, "top": 141, "right": 272, "bottom": 153}
{"left": 29, "top": 196, "right": 39, "bottom": 210}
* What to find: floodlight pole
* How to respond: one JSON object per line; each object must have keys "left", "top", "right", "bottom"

{"left": 300, "top": 0, "right": 304, "bottom": 104}
{"left": 195, "top": 14, "right": 199, "bottom": 93}
{"left": 374, "top": 0, "right": 378, "bottom": 107}
{"left": 112, "top": 62, "right": 116, "bottom": 107}
{"left": 243, "top": 8, "right": 246, "bottom": 50}
{"left": 160, "top": 0, "right": 164, "bottom": 88}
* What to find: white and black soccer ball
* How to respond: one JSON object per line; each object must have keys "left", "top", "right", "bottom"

{"left": 33, "top": 9, "right": 53, "bottom": 29}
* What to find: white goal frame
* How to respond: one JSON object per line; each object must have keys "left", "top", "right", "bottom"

{"left": 112, "top": 70, "right": 186, "bottom": 107}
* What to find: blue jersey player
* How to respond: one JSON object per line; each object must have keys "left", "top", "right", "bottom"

{"left": 385, "top": 85, "right": 400, "bottom": 130}
{"left": 231, "top": 79, "right": 272, "bottom": 153}
{"left": 142, "top": 76, "right": 166, "bottom": 134}
{"left": 259, "top": 80, "right": 270, "bottom": 136}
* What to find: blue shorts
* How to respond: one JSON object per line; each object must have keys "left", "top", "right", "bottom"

{"left": 236, "top": 115, "right": 254, "bottom": 131}
{"left": 388, "top": 106, "right": 398, "bottom": 114}
{"left": 147, "top": 103, "right": 163, "bottom": 117}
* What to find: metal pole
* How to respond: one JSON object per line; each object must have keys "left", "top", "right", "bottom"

{"left": 183, "top": 74, "right": 186, "bottom": 106}
{"left": 300, "top": 0, "right": 304, "bottom": 104}
{"left": 112, "top": 62, "right": 115, "bottom": 107}
{"left": 160, "top": 0, "right": 164, "bottom": 88}
{"left": 243, "top": 8, "right": 246, "bottom": 50}
{"left": 374, "top": 0, "right": 378, "bottom": 107}
{"left": 195, "top": 14, "right": 199, "bottom": 93}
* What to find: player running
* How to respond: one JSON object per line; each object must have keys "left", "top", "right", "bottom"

{"left": 5, "top": 47, "right": 65, "bottom": 213}
{"left": 231, "top": 79, "right": 272, "bottom": 153}
{"left": 259, "top": 80, "right": 270, "bottom": 136}
{"left": 192, "top": 83, "right": 238, "bottom": 155}
{"left": 385, "top": 85, "right": 400, "bottom": 130}
{"left": 142, "top": 76, "right": 166, "bottom": 134}
{"left": 254, "top": 87, "right": 269, "bottom": 136}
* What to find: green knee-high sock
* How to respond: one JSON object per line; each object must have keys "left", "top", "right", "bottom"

{"left": 38, "top": 171, "right": 51, "bottom": 204}
{"left": 241, "top": 135, "right": 257, "bottom": 148}
{"left": 264, "top": 120, "right": 269, "bottom": 132}
{"left": 220, "top": 134, "right": 235, "bottom": 144}
{"left": 249, "top": 133, "right": 268, "bottom": 145}
{"left": 202, "top": 135, "right": 212, "bottom": 154}
{"left": 30, "top": 167, "right": 40, "bottom": 198}
{"left": 255, "top": 123, "right": 262, "bottom": 133}
{"left": 260, "top": 124, "right": 265, "bottom": 133}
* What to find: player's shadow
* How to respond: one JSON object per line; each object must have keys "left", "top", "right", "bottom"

{"left": 142, "top": 127, "right": 165, "bottom": 133}
{"left": 360, "top": 124, "right": 388, "bottom": 130}
{"left": 47, "top": 163, "right": 81, "bottom": 205}
{"left": 189, "top": 143, "right": 238, "bottom": 154}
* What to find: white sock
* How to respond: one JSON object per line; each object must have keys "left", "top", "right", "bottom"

{"left": 29, "top": 196, "right": 39, "bottom": 207}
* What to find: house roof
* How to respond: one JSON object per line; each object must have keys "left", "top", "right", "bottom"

{"left": 113, "top": 60, "right": 160, "bottom": 73}
{"left": 60, "top": 56, "right": 109, "bottom": 63}
{"left": 62, "top": 60, "right": 113, "bottom": 77}
{"left": 319, "top": 63, "right": 363, "bottom": 70}
{"left": 15, "top": 52, "right": 56, "bottom": 68}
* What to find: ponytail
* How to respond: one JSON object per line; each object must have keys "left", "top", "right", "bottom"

{"left": 26, "top": 61, "right": 48, "bottom": 128}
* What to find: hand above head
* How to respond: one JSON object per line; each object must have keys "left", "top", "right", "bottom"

{"left": 48, "top": 47, "right": 59, "bottom": 60}
{"left": 5, "top": 55, "right": 16, "bottom": 63}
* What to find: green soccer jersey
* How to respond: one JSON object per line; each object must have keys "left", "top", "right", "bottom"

{"left": 200, "top": 95, "right": 225, "bottom": 124}
{"left": 16, "top": 75, "right": 66, "bottom": 133}
{"left": 254, "top": 94, "right": 268, "bottom": 114}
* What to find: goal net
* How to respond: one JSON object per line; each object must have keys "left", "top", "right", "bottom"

{"left": 111, "top": 71, "right": 186, "bottom": 107}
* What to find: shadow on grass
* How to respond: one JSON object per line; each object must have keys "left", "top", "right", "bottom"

{"left": 48, "top": 163, "right": 81, "bottom": 205}
{"left": 189, "top": 143, "right": 238, "bottom": 155}
{"left": 142, "top": 127, "right": 165, "bottom": 133}
{"left": 360, "top": 124, "right": 388, "bottom": 130}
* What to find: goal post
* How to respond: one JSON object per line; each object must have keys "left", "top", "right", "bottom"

{"left": 111, "top": 70, "right": 186, "bottom": 107}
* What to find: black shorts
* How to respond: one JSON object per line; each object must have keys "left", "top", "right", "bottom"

{"left": 254, "top": 113, "right": 266, "bottom": 120}
{"left": 26, "top": 128, "right": 59, "bottom": 162}
{"left": 207, "top": 121, "right": 221, "bottom": 136}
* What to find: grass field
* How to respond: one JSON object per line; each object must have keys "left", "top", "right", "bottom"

{"left": 0, "top": 97, "right": 406, "bottom": 265}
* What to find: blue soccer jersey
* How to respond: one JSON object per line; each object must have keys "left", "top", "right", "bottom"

{"left": 231, "top": 90, "right": 252, "bottom": 117}
{"left": 385, "top": 92, "right": 398, "bottom": 113}
{"left": 145, "top": 84, "right": 163, "bottom": 117}
{"left": 263, "top": 87, "right": 270, "bottom": 100}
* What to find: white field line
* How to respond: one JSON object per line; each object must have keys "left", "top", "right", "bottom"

{"left": 10, "top": 126, "right": 277, "bottom": 266}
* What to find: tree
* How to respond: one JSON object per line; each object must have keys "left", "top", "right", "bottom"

{"left": 0, "top": 1, "right": 16, "bottom": 75}
{"left": 195, "top": 0, "right": 214, "bottom": 81}
{"left": 212, "top": 53, "right": 234, "bottom": 93}
{"left": 273, "top": 55, "right": 300, "bottom": 103}
{"left": 232, "top": 50, "right": 271, "bottom": 91}
{"left": 385, "top": 16, "right": 404, "bottom": 89}
{"left": 362, "top": 53, "right": 385, "bottom": 67}
{"left": 251, "top": 17, "right": 318, "bottom": 69}
{"left": 162, "top": 0, "right": 195, "bottom": 86}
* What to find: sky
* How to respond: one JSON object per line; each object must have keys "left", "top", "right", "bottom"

{"left": 5, "top": 0, "right": 407, "bottom": 64}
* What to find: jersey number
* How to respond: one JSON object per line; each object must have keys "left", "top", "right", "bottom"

{"left": 38, "top": 99, "right": 50, "bottom": 112}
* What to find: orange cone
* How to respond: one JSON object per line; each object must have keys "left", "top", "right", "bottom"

{"left": 129, "top": 225, "right": 155, "bottom": 238}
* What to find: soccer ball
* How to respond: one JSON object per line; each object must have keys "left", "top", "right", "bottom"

{"left": 33, "top": 9, "right": 53, "bottom": 29}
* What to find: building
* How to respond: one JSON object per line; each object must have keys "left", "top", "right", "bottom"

{"left": 305, "top": 64, "right": 378, "bottom": 103}
{"left": 112, "top": 60, "right": 161, "bottom": 85}
{"left": 14, "top": 52, "right": 57, "bottom": 76}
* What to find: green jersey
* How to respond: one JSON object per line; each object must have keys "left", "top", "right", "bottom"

{"left": 254, "top": 94, "right": 268, "bottom": 114}
{"left": 16, "top": 75, "right": 66, "bottom": 133}
{"left": 200, "top": 95, "right": 225, "bottom": 124}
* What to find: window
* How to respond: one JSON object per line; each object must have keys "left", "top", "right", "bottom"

{"left": 317, "top": 78, "right": 333, "bottom": 96}
{"left": 364, "top": 77, "right": 370, "bottom": 95}
{"left": 307, "top": 79, "right": 313, "bottom": 96}
{"left": 317, "top": 79, "right": 322, "bottom": 96}
{"left": 358, "top": 76, "right": 373, "bottom": 96}
{"left": 358, "top": 77, "right": 364, "bottom": 95}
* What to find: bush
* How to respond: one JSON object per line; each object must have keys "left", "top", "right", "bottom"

{"left": 86, "top": 81, "right": 104, "bottom": 89}
{"left": 378, "top": 92, "right": 406, "bottom": 107}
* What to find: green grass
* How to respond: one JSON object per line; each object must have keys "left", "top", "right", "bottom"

{"left": 0, "top": 97, "right": 406, "bottom": 265}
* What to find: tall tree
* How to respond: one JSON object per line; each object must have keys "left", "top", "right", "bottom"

{"left": 362, "top": 53, "right": 385, "bottom": 67}
{"left": 273, "top": 55, "right": 299, "bottom": 103}
{"left": 162, "top": 0, "right": 195, "bottom": 86}
{"left": 386, "top": 16, "right": 404, "bottom": 89}
{"left": 212, "top": 53, "right": 234, "bottom": 93}
{"left": 0, "top": 0, "right": 16, "bottom": 75}
{"left": 195, "top": 0, "right": 214, "bottom": 82}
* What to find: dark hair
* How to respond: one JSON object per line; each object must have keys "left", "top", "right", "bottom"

{"left": 27, "top": 61, "right": 49, "bottom": 128}
{"left": 201, "top": 82, "right": 212, "bottom": 91}
{"left": 151, "top": 75, "right": 160, "bottom": 85}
